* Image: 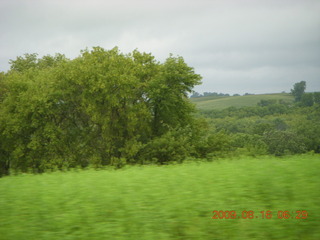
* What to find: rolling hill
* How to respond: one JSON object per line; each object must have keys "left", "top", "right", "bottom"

{"left": 190, "top": 93, "right": 294, "bottom": 111}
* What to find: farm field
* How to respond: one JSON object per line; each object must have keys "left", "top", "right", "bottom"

{"left": 1, "top": 154, "right": 319, "bottom": 240}
{"left": 190, "top": 93, "right": 294, "bottom": 110}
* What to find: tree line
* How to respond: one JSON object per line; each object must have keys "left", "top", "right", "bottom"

{"left": 198, "top": 85, "right": 320, "bottom": 157}
{"left": 190, "top": 92, "right": 233, "bottom": 98}
{"left": 0, "top": 48, "right": 319, "bottom": 176}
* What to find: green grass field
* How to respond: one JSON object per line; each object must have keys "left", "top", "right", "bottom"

{"left": 190, "top": 93, "right": 294, "bottom": 111}
{"left": 1, "top": 154, "right": 319, "bottom": 240}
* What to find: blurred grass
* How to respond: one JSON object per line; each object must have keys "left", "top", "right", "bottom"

{"left": 0, "top": 154, "right": 319, "bottom": 240}
{"left": 190, "top": 93, "right": 294, "bottom": 110}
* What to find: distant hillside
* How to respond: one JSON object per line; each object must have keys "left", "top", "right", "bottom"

{"left": 190, "top": 93, "right": 294, "bottom": 111}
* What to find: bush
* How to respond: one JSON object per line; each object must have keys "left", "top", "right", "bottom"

{"left": 232, "top": 133, "right": 268, "bottom": 156}
{"left": 263, "top": 130, "right": 307, "bottom": 156}
{"left": 194, "top": 131, "right": 233, "bottom": 159}
{"left": 137, "top": 128, "right": 193, "bottom": 164}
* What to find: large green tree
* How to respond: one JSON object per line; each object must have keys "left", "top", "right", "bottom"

{"left": 0, "top": 47, "right": 201, "bottom": 175}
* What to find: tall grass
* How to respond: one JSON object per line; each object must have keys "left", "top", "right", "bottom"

{"left": 0, "top": 154, "right": 319, "bottom": 239}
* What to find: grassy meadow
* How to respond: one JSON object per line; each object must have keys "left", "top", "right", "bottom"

{"left": 1, "top": 154, "right": 319, "bottom": 240}
{"left": 191, "top": 93, "right": 294, "bottom": 110}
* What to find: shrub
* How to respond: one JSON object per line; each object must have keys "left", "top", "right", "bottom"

{"left": 263, "top": 130, "right": 307, "bottom": 156}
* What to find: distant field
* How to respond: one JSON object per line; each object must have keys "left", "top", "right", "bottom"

{"left": 1, "top": 154, "right": 319, "bottom": 240}
{"left": 190, "top": 93, "right": 294, "bottom": 111}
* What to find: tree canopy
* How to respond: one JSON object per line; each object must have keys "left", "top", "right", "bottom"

{"left": 0, "top": 47, "right": 201, "bottom": 175}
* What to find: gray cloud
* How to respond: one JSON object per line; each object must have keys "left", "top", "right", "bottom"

{"left": 1, "top": 0, "right": 319, "bottom": 94}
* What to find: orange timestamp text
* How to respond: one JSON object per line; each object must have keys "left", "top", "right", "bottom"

{"left": 212, "top": 210, "right": 308, "bottom": 219}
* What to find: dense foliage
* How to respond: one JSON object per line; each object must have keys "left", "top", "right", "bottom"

{"left": 199, "top": 98, "right": 320, "bottom": 157}
{"left": 0, "top": 47, "right": 202, "bottom": 175}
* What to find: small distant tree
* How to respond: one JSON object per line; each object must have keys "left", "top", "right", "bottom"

{"left": 291, "top": 81, "right": 306, "bottom": 102}
{"left": 190, "top": 91, "right": 201, "bottom": 98}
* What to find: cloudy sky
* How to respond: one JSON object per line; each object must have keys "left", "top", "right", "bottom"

{"left": 1, "top": 0, "right": 319, "bottom": 94}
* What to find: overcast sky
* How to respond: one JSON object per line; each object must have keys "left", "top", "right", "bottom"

{"left": 1, "top": 0, "right": 319, "bottom": 94}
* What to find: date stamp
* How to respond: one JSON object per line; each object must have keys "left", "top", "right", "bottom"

{"left": 212, "top": 210, "right": 308, "bottom": 219}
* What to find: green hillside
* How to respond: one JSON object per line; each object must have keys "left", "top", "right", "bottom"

{"left": 190, "top": 93, "right": 294, "bottom": 111}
